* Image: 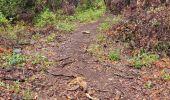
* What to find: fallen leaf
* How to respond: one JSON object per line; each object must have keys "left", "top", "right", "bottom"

{"left": 69, "top": 77, "right": 87, "bottom": 91}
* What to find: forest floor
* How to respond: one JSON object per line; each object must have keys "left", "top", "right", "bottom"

{"left": 1, "top": 14, "right": 170, "bottom": 99}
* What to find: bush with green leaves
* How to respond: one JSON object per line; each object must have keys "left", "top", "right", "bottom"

{"left": 34, "top": 9, "right": 56, "bottom": 27}
{"left": 0, "top": 12, "right": 8, "bottom": 25}
{"left": 0, "top": 0, "right": 26, "bottom": 17}
{"left": 4, "top": 53, "right": 26, "bottom": 66}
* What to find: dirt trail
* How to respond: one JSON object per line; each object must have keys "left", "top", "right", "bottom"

{"left": 35, "top": 17, "right": 145, "bottom": 99}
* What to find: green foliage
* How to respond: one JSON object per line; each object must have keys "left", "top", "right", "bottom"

{"left": 73, "top": 8, "right": 105, "bottom": 22}
{"left": 130, "top": 52, "right": 159, "bottom": 69}
{"left": 99, "top": 21, "right": 111, "bottom": 31}
{"left": 87, "top": 44, "right": 105, "bottom": 60}
{"left": 34, "top": 9, "right": 56, "bottom": 27}
{"left": 57, "top": 21, "right": 76, "bottom": 32}
{"left": 31, "top": 54, "right": 56, "bottom": 71}
{"left": 0, "top": 22, "right": 27, "bottom": 41}
{"left": 11, "top": 81, "right": 20, "bottom": 93}
{"left": 46, "top": 33, "right": 56, "bottom": 43}
{"left": 144, "top": 81, "right": 152, "bottom": 89}
{"left": 0, "top": 0, "right": 26, "bottom": 17}
{"left": 77, "top": 0, "right": 105, "bottom": 10}
{"left": 0, "top": 12, "right": 8, "bottom": 25}
{"left": 108, "top": 50, "right": 121, "bottom": 61}
{"left": 98, "top": 15, "right": 123, "bottom": 31}
{"left": 155, "top": 42, "right": 170, "bottom": 55}
{"left": 162, "top": 74, "right": 170, "bottom": 80}
{"left": 32, "top": 54, "right": 48, "bottom": 65}
{"left": 23, "top": 89, "right": 33, "bottom": 100}
{"left": 96, "top": 34, "right": 106, "bottom": 43}
{"left": 4, "top": 53, "right": 26, "bottom": 66}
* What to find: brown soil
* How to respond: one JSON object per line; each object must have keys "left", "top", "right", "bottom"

{"left": 1, "top": 15, "right": 170, "bottom": 100}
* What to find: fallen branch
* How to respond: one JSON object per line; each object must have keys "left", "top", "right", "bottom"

{"left": 0, "top": 77, "right": 25, "bottom": 82}
{"left": 59, "top": 61, "right": 75, "bottom": 68}
{"left": 113, "top": 73, "right": 134, "bottom": 79}
{"left": 56, "top": 57, "right": 71, "bottom": 62}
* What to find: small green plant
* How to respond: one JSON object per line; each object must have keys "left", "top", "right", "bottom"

{"left": 31, "top": 54, "right": 56, "bottom": 71}
{"left": 0, "top": 22, "right": 26, "bottom": 41}
{"left": 108, "top": 50, "right": 121, "bottom": 61}
{"left": 32, "top": 54, "right": 48, "bottom": 65}
{"left": 87, "top": 44, "right": 105, "bottom": 59}
{"left": 130, "top": 52, "right": 159, "bottom": 69}
{"left": 0, "top": 81, "right": 5, "bottom": 87}
{"left": 96, "top": 34, "right": 106, "bottom": 43}
{"left": 32, "top": 33, "right": 41, "bottom": 41}
{"left": 4, "top": 53, "right": 26, "bottom": 66}
{"left": 23, "top": 89, "right": 33, "bottom": 100}
{"left": 0, "top": 12, "right": 8, "bottom": 25}
{"left": 112, "top": 15, "right": 123, "bottom": 25}
{"left": 11, "top": 81, "right": 20, "bottom": 93}
{"left": 162, "top": 74, "right": 170, "bottom": 80}
{"left": 99, "top": 21, "right": 111, "bottom": 31}
{"left": 57, "top": 21, "right": 76, "bottom": 32}
{"left": 46, "top": 33, "right": 56, "bottom": 43}
{"left": 98, "top": 15, "right": 123, "bottom": 31}
{"left": 144, "top": 81, "right": 152, "bottom": 89}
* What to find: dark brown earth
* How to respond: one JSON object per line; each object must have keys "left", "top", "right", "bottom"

{"left": 29, "top": 17, "right": 169, "bottom": 99}
{"left": 1, "top": 15, "right": 170, "bottom": 100}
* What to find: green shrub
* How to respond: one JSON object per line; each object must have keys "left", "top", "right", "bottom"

{"left": 34, "top": 9, "right": 56, "bottom": 27}
{"left": 108, "top": 50, "right": 121, "bottom": 61}
{"left": 5, "top": 53, "right": 26, "bottom": 66}
{"left": 74, "top": 8, "right": 105, "bottom": 22}
{"left": 130, "top": 53, "right": 159, "bottom": 69}
{"left": 0, "top": 12, "right": 9, "bottom": 25}
{"left": 0, "top": 0, "right": 26, "bottom": 17}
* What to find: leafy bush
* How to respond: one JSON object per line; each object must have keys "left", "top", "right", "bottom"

{"left": 34, "top": 9, "right": 56, "bottom": 27}
{"left": 0, "top": 12, "right": 9, "bottom": 25}
{"left": 0, "top": 0, "right": 26, "bottom": 17}
{"left": 5, "top": 53, "right": 26, "bottom": 66}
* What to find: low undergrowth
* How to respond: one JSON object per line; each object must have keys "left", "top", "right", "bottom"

{"left": 108, "top": 6, "right": 170, "bottom": 56}
{"left": 130, "top": 52, "right": 159, "bottom": 69}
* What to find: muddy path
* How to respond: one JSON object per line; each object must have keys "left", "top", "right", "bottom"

{"left": 29, "top": 15, "right": 170, "bottom": 100}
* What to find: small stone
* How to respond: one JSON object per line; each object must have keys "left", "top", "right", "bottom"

{"left": 13, "top": 48, "right": 22, "bottom": 54}
{"left": 82, "top": 31, "right": 90, "bottom": 34}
